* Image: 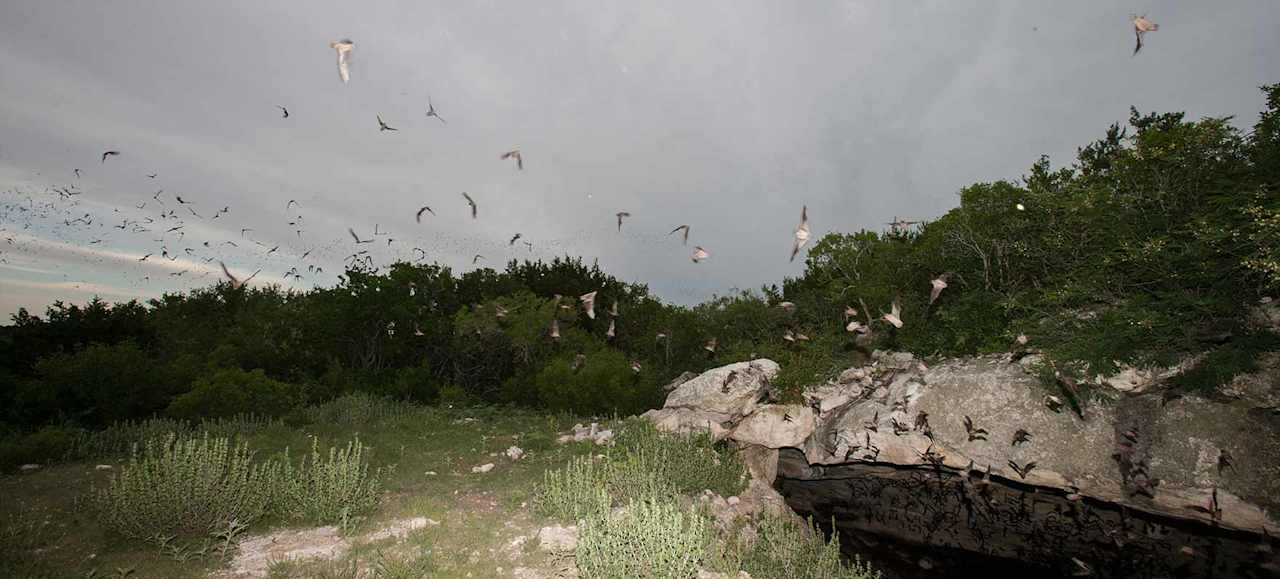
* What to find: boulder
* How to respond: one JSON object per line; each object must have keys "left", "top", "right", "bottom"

{"left": 642, "top": 407, "right": 733, "bottom": 440}
{"left": 769, "top": 353, "right": 1280, "bottom": 576}
{"left": 664, "top": 371, "right": 700, "bottom": 392}
{"left": 729, "top": 404, "right": 815, "bottom": 449}
{"left": 661, "top": 359, "right": 779, "bottom": 418}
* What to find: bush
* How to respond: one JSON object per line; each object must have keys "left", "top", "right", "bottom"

{"left": 712, "top": 513, "right": 878, "bottom": 579}
{"left": 576, "top": 499, "right": 711, "bottom": 579}
{"left": 536, "top": 455, "right": 611, "bottom": 522}
{"left": 17, "top": 341, "right": 176, "bottom": 429}
{"left": 608, "top": 418, "right": 746, "bottom": 499}
{"left": 93, "top": 433, "right": 275, "bottom": 539}
{"left": 537, "top": 420, "right": 746, "bottom": 522}
{"left": 534, "top": 346, "right": 656, "bottom": 416}
{"left": 269, "top": 437, "right": 385, "bottom": 525}
{"left": 167, "top": 368, "right": 301, "bottom": 420}
{"left": 0, "top": 424, "right": 85, "bottom": 472}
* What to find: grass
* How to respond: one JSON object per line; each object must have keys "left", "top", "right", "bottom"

{"left": 2, "top": 395, "right": 877, "bottom": 577}
{"left": 0, "top": 395, "right": 595, "bottom": 577}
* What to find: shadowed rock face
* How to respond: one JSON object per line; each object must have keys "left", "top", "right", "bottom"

{"left": 777, "top": 450, "right": 1280, "bottom": 579}
{"left": 645, "top": 353, "right": 1280, "bottom": 578}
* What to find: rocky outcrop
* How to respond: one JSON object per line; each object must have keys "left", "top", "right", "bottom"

{"left": 645, "top": 353, "right": 1280, "bottom": 578}
{"left": 642, "top": 359, "right": 779, "bottom": 441}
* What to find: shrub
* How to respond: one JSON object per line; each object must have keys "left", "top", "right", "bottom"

{"left": 537, "top": 420, "right": 746, "bottom": 523}
{"left": 167, "top": 368, "right": 301, "bottom": 420}
{"left": 711, "top": 513, "right": 878, "bottom": 579}
{"left": 608, "top": 418, "right": 746, "bottom": 499}
{"left": 295, "top": 393, "right": 416, "bottom": 426}
{"left": 576, "top": 499, "right": 711, "bottom": 579}
{"left": 18, "top": 341, "right": 175, "bottom": 429}
{"left": 536, "top": 454, "right": 610, "bottom": 522}
{"left": 270, "top": 437, "right": 384, "bottom": 525}
{"left": 93, "top": 433, "right": 275, "bottom": 539}
{"left": 534, "top": 346, "right": 656, "bottom": 416}
{"left": 0, "top": 424, "right": 85, "bottom": 471}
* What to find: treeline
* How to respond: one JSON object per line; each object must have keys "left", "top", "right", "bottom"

{"left": 2, "top": 84, "right": 1277, "bottom": 436}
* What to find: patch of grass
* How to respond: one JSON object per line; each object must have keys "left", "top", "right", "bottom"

{"left": 576, "top": 499, "right": 711, "bottom": 579}
{"left": 92, "top": 433, "right": 276, "bottom": 540}
{"left": 295, "top": 393, "right": 420, "bottom": 427}
{"left": 0, "top": 505, "right": 64, "bottom": 578}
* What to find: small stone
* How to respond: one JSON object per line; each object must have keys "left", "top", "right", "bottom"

{"left": 94, "top": 464, "right": 113, "bottom": 471}
{"left": 19, "top": 464, "right": 40, "bottom": 472}
{"left": 471, "top": 463, "right": 495, "bottom": 474}
{"left": 593, "top": 430, "right": 614, "bottom": 445}
{"left": 918, "top": 557, "right": 934, "bottom": 570}
{"left": 425, "top": 471, "right": 438, "bottom": 476}
{"left": 505, "top": 446, "right": 525, "bottom": 460}
{"left": 726, "top": 496, "right": 741, "bottom": 506}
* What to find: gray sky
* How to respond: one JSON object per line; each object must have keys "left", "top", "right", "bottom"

{"left": 2, "top": 1, "right": 1277, "bottom": 319}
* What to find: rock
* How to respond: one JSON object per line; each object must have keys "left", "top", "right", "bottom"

{"left": 592, "top": 430, "right": 614, "bottom": 445}
{"left": 661, "top": 359, "right": 780, "bottom": 418}
{"left": 18, "top": 464, "right": 40, "bottom": 472}
{"left": 740, "top": 444, "right": 779, "bottom": 483}
{"left": 362, "top": 517, "right": 437, "bottom": 543}
{"left": 1098, "top": 358, "right": 1196, "bottom": 394}
{"left": 535, "top": 525, "right": 578, "bottom": 553}
{"left": 471, "top": 463, "right": 495, "bottom": 474}
{"left": 505, "top": 446, "right": 525, "bottom": 460}
{"left": 837, "top": 367, "right": 867, "bottom": 384}
{"left": 641, "top": 407, "right": 733, "bottom": 440}
{"left": 218, "top": 526, "right": 348, "bottom": 578}
{"left": 556, "top": 434, "right": 576, "bottom": 444}
{"left": 94, "top": 464, "right": 113, "bottom": 471}
{"left": 729, "top": 405, "right": 815, "bottom": 449}
{"left": 425, "top": 471, "right": 438, "bottom": 476}
{"left": 804, "top": 382, "right": 860, "bottom": 414}
{"left": 769, "top": 353, "right": 1280, "bottom": 576}
{"left": 665, "top": 370, "right": 700, "bottom": 392}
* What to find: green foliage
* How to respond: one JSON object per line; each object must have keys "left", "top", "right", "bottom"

{"left": 1171, "top": 331, "right": 1280, "bottom": 395}
{"left": 166, "top": 368, "right": 301, "bottom": 420}
{"left": 294, "top": 392, "right": 417, "bottom": 426}
{"left": 607, "top": 418, "right": 746, "bottom": 499}
{"left": 0, "top": 424, "right": 84, "bottom": 471}
{"left": 576, "top": 499, "right": 711, "bottom": 579}
{"left": 92, "top": 433, "right": 275, "bottom": 539}
{"left": 269, "top": 437, "right": 385, "bottom": 525}
{"left": 712, "top": 514, "right": 878, "bottom": 579}
{"left": 537, "top": 419, "right": 746, "bottom": 522}
{"left": 534, "top": 345, "right": 657, "bottom": 416}
{"left": 17, "top": 341, "right": 177, "bottom": 429}
{"left": 536, "top": 455, "right": 611, "bottom": 522}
